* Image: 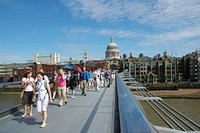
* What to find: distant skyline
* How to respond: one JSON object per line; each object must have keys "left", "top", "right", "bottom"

{"left": 0, "top": 0, "right": 200, "bottom": 64}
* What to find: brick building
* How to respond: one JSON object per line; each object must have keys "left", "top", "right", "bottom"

{"left": 182, "top": 50, "right": 200, "bottom": 82}
{"left": 120, "top": 50, "right": 200, "bottom": 83}
{"left": 13, "top": 63, "right": 57, "bottom": 81}
{"left": 85, "top": 60, "right": 109, "bottom": 71}
{"left": 121, "top": 52, "right": 181, "bottom": 83}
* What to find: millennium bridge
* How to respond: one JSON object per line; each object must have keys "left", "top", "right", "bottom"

{"left": 0, "top": 70, "right": 200, "bottom": 133}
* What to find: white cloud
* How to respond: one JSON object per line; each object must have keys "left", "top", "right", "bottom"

{"left": 61, "top": 0, "right": 200, "bottom": 29}
{"left": 0, "top": 53, "right": 28, "bottom": 64}
{"left": 0, "top": 46, "right": 30, "bottom": 64}
{"left": 56, "top": 42, "right": 105, "bottom": 61}
{"left": 62, "top": 26, "right": 142, "bottom": 39}
{"left": 98, "top": 29, "right": 140, "bottom": 38}
{"left": 139, "top": 24, "right": 200, "bottom": 46}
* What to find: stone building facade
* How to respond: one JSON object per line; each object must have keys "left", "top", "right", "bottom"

{"left": 121, "top": 52, "right": 182, "bottom": 83}
{"left": 34, "top": 52, "right": 60, "bottom": 64}
{"left": 120, "top": 50, "right": 200, "bottom": 83}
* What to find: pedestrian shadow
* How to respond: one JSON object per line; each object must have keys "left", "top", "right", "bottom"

{"left": 12, "top": 117, "right": 41, "bottom": 125}
{"left": 12, "top": 111, "right": 24, "bottom": 117}
{"left": 87, "top": 89, "right": 99, "bottom": 92}
{"left": 49, "top": 102, "right": 59, "bottom": 107}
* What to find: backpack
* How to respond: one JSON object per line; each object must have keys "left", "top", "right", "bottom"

{"left": 106, "top": 71, "right": 110, "bottom": 77}
{"left": 36, "top": 80, "right": 49, "bottom": 100}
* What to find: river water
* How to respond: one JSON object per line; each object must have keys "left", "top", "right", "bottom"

{"left": 139, "top": 98, "right": 200, "bottom": 130}
{"left": 0, "top": 93, "right": 21, "bottom": 110}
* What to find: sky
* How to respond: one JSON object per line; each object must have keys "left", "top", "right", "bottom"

{"left": 0, "top": 0, "right": 200, "bottom": 64}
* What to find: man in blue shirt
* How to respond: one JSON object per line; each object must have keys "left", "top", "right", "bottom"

{"left": 80, "top": 66, "right": 89, "bottom": 96}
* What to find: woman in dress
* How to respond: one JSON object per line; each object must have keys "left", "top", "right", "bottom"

{"left": 34, "top": 72, "right": 52, "bottom": 128}
{"left": 21, "top": 71, "right": 35, "bottom": 118}
{"left": 69, "top": 72, "right": 77, "bottom": 99}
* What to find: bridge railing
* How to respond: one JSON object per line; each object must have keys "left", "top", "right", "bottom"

{"left": 0, "top": 81, "right": 21, "bottom": 86}
{"left": 0, "top": 81, "right": 23, "bottom": 118}
{"left": 115, "top": 73, "right": 155, "bottom": 133}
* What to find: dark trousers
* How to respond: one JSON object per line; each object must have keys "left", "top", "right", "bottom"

{"left": 106, "top": 77, "right": 111, "bottom": 87}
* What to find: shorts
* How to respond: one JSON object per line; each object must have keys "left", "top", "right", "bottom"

{"left": 66, "top": 80, "right": 70, "bottom": 87}
{"left": 22, "top": 91, "right": 34, "bottom": 105}
{"left": 70, "top": 85, "right": 75, "bottom": 90}
{"left": 88, "top": 78, "right": 92, "bottom": 82}
{"left": 37, "top": 94, "right": 49, "bottom": 112}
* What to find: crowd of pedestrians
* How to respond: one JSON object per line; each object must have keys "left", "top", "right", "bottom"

{"left": 20, "top": 67, "right": 115, "bottom": 128}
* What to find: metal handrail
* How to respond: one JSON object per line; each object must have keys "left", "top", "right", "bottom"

{"left": 115, "top": 73, "right": 155, "bottom": 133}
{"left": 0, "top": 81, "right": 21, "bottom": 86}
{"left": 0, "top": 77, "right": 54, "bottom": 86}
{"left": 121, "top": 70, "right": 200, "bottom": 131}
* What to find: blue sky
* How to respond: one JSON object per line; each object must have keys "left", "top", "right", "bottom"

{"left": 0, "top": 0, "right": 200, "bottom": 63}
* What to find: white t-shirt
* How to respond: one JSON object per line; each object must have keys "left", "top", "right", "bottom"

{"left": 36, "top": 80, "right": 48, "bottom": 100}
{"left": 22, "top": 77, "right": 34, "bottom": 92}
{"left": 112, "top": 73, "right": 115, "bottom": 79}
{"left": 94, "top": 71, "right": 101, "bottom": 79}
{"left": 35, "top": 75, "right": 49, "bottom": 84}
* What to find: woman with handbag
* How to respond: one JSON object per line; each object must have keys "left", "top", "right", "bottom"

{"left": 33, "top": 72, "right": 52, "bottom": 128}
{"left": 21, "top": 71, "right": 35, "bottom": 118}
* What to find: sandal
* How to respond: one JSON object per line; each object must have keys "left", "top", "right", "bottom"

{"left": 21, "top": 114, "right": 27, "bottom": 118}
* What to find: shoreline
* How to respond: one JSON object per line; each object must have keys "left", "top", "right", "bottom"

{"left": 1, "top": 92, "right": 21, "bottom": 94}
{"left": 131, "top": 88, "right": 200, "bottom": 99}
{"left": 160, "top": 95, "right": 200, "bottom": 99}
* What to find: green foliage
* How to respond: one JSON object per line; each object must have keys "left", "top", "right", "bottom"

{"left": 110, "top": 64, "right": 119, "bottom": 70}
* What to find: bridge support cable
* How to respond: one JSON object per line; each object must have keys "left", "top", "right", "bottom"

{"left": 135, "top": 88, "right": 175, "bottom": 129}
{"left": 120, "top": 71, "right": 200, "bottom": 131}
{"left": 141, "top": 87, "right": 196, "bottom": 131}
{"left": 139, "top": 88, "right": 186, "bottom": 131}
{"left": 143, "top": 87, "right": 200, "bottom": 130}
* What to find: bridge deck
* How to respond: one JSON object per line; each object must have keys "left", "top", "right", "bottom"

{"left": 0, "top": 83, "right": 116, "bottom": 133}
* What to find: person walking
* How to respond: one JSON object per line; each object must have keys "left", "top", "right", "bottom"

{"left": 66, "top": 71, "right": 71, "bottom": 93}
{"left": 88, "top": 69, "right": 93, "bottom": 89}
{"left": 57, "top": 69, "right": 68, "bottom": 106}
{"left": 111, "top": 71, "right": 115, "bottom": 83}
{"left": 95, "top": 68, "right": 101, "bottom": 91}
{"left": 80, "top": 66, "right": 89, "bottom": 96}
{"left": 69, "top": 72, "right": 77, "bottom": 99}
{"left": 21, "top": 71, "right": 35, "bottom": 118}
{"left": 34, "top": 72, "right": 52, "bottom": 128}
{"left": 100, "top": 69, "right": 105, "bottom": 88}
{"left": 52, "top": 71, "right": 58, "bottom": 101}
{"left": 105, "top": 68, "right": 112, "bottom": 88}
{"left": 35, "top": 69, "right": 49, "bottom": 84}
{"left": 77, "top": 72, "right": 81, "bottom": 90}
{"left": 92, "top": 70, "right": 96, "bottom": 88}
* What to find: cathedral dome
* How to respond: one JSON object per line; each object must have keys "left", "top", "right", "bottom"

{"left": 105, "top": 36, "right": 120, "bottom": 60}
{"left": 107, "top": 38, "right": 118, "bottom": 50}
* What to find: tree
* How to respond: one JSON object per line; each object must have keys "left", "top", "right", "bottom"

{"left": 164, "top": 74, "right": 168, "bottom": 82}
{"left": 110, "top": 64, "right": 119, "bottom": 70}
